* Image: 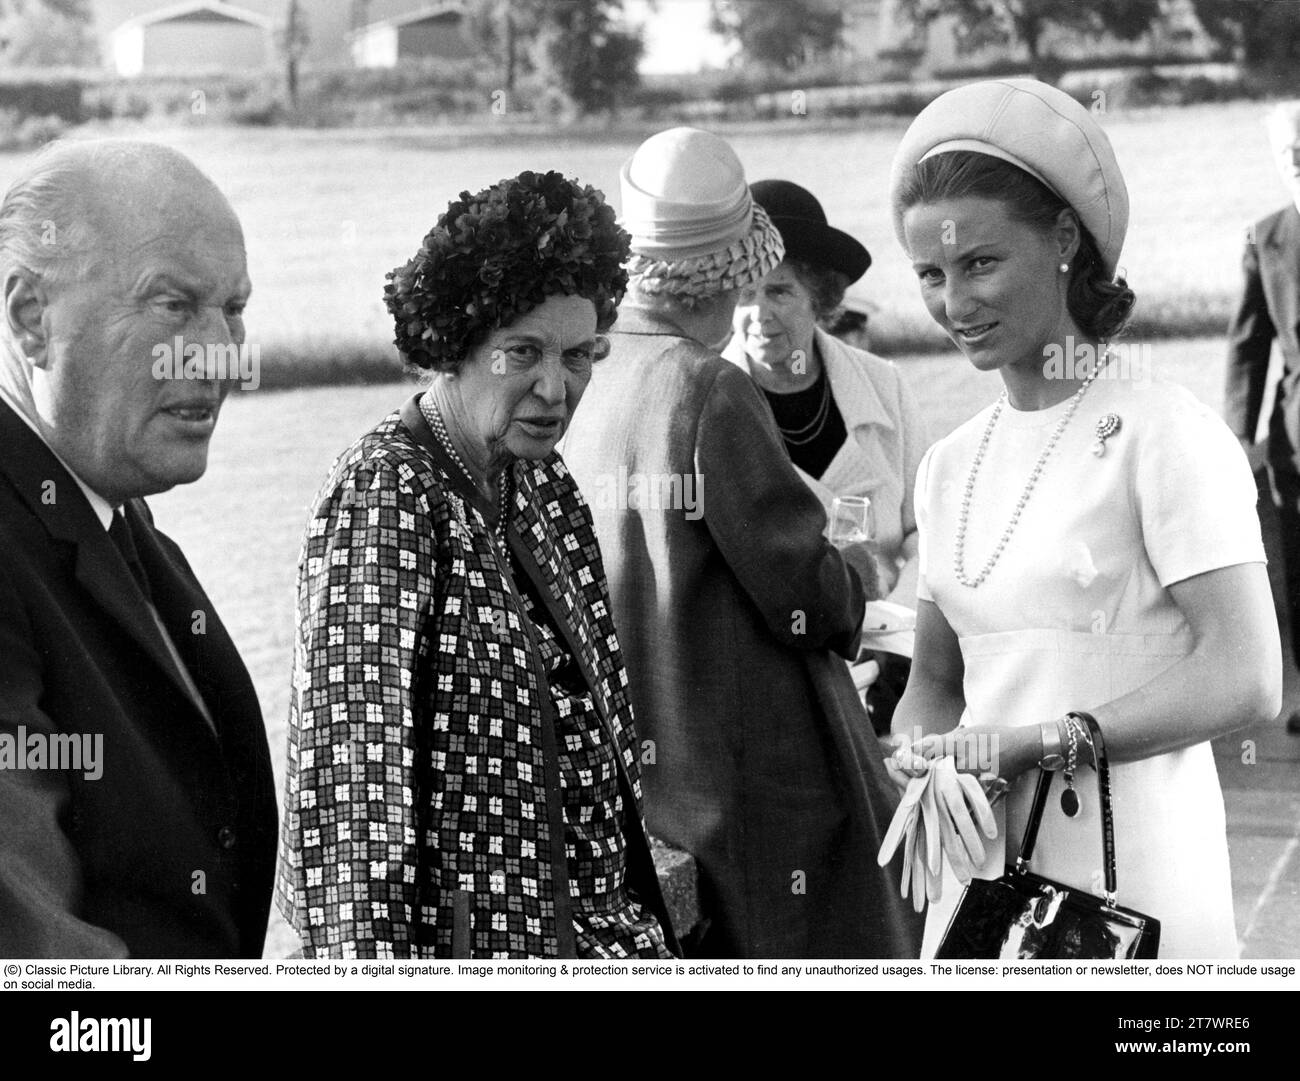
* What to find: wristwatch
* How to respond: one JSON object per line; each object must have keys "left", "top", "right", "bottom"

{"left": 1038, "top": 718, "right": 1066, "bottom": 771}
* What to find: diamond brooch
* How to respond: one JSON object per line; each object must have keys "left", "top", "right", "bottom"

{"left": 1092, "top": 413, "right": 1122, "bottom": 457}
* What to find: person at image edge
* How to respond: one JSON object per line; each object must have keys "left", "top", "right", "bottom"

{"left": 0, "top": 140, "right": 277, "bottom": 958}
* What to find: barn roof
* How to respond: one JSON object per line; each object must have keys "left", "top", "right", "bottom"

{"left": 351, "top": 3, "right": 468, "bottom": 35}
{"left": 114, "top": 2, "right": 273, "bottom": 32}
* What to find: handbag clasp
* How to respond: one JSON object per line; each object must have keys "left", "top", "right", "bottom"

{"left": 1031, "top": 884, "right": 1066, "bottom": 929}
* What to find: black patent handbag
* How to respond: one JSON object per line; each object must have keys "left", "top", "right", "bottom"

{"left": 935, "top": 713, "right": 1161, "bottom": 959}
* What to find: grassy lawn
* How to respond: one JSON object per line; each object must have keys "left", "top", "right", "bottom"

{"left": 0, "top": 99, "right": 1288, "bottom": 382}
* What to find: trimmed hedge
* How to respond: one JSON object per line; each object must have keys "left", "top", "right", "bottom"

{"left": 0, "top": 78, "right": 86, "bottom": 123}
{"left": 0, "top": 54, "right": 1276, "bottom": 131}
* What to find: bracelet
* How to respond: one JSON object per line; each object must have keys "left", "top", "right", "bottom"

{"left": 1059, "top": 712, "right": 1096, "bottom": 818}
{"left": 1063, "top": 716, "right": 1080, "bottom": 776}
{"left": 1065, "top": 710, "right": 1098, "bottom": 768}
{"left": 1038, "top": 718, "right": 1066, "bottom": 771}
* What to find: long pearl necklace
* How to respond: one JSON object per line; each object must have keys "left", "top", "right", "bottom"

{"left": 773, "top": 371, "right": 832, "bottom": 446}
{"left": 954, "top": 358, "right": 1106, "bottom": 588}
{"left": 419, "top": 391, "right": 511, "bottom": 544}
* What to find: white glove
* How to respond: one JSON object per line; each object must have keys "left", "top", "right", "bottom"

{"left": 929, "top": 757, "right": 998, "bottom": 882}
{"left": 877, "top": 753, "right": 1000, "bottom": 909}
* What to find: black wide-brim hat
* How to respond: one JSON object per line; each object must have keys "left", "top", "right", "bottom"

{"left": 749, "top": 179, "right": 871, "bottom": 283}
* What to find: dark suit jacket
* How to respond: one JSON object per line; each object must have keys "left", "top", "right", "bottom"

{"left": 0, "top": 401, "right": 277, "bottom": 957}
{"left": 562, "top": 305, "right": 921, "bottom": 959}
{"left": 1226, "top": 204, "right": 1300, "bottom": 472}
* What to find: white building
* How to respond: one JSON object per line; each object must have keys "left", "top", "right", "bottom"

{"left": 348, "top": 2, "right": 472, "bottom": 69}
{"left": 109, "top": 0, "right": 272, "bottom": 77}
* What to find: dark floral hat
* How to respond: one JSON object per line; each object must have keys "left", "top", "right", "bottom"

{"left": 385, "top": 170, "right": 631, "bottom": 371}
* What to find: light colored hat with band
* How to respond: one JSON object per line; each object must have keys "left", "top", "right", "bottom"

{"left": 888, "top": 78, "right": 1129, "bottom": 278}
{"left": 620, "top": 127, "right": 784, "bottom": 304}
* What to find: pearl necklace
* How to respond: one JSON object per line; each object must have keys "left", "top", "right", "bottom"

{"left": 773, "top": 370, "right": 832, "bottom": 446}
{"left": 954, "top": 358, "right": 1107, "bottom": 588}
{"left": 419, "top": 391, "right": 511, "bottom": 544}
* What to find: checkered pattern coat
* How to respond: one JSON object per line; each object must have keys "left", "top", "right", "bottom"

{"left": 276, "top": 397, "right": 666, "bottom": 958}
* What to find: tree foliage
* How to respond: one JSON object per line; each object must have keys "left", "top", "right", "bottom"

{"left": 896, "top": 0, "right": 1163, "bottom": 82}
{"left": 541, "top": 0, "right": 642, "bottom": 113}
{"left": 0, "top": 0, "right": 97, "bottom": 67}
{"left": 1187, "top": 0, "right": 1300, "bottom": 72}
{"left": 0, "top": 0, "right": 89, "bottom": 19}
{"left": 467, "top": 0, "right": 641, "bottom": 113}
{"left": 710, "top": 0, "right": 845, "bottom": 70}
{"left": 464, "top": 0, "right": 547, "bottom": 91}
{"left": 278, "top": 0, "right": 311, "bottom": 109}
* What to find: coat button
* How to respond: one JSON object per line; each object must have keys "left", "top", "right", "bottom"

{"left": 217, "top": 827, "right": 237, "bottom": 850}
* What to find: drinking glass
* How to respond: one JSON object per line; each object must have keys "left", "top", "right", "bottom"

{"left": 829, "top": 495, "right": 873, "bottom": 548}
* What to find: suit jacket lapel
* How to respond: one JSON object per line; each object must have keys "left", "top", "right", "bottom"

{"left": 0, "top": 402, "right": 216, "bottom": 733}
{"left": 74, "top": 523, "right": 214, "bottom": 724}
{"left": 1264, "top": 202, "right": 1300, "bottom": 250}
{"left": 121, "top": 501, "right": 222, "bottom": 735}
{"left": 719, "top": 327, "right": 888, "bottom": 505}
{"left": 1263, "top": 206, "right": 1300, "bottom": 373}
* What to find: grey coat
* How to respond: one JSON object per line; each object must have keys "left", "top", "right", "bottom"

{"left": 562, "top": 305, "right": 921, "bottom": 958}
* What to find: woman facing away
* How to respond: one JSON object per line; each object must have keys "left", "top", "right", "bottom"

{"left": 276, "top": 171, "right": 677, "bottom": 959}
{"left": 562, "top": 127, "right": 920, "bottom": 959}
{"left": 887, "top": 79, "right": 1281, "bottom": 958}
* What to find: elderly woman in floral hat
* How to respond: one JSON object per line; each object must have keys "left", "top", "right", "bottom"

{"left": 276, "top": 171, "right": 677, "bottom": 960}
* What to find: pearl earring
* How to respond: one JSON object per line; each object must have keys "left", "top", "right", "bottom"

{"left": 1059, "top": 263, "right": 1070, "bottom": 273}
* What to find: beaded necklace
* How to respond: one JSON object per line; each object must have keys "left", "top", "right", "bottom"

{"left": 419, "top": 391, "right": 511, "bottom": 545}
{"left": 773, "top": 370, "right": 832, "bottom": 446}
{"left": 954, "top": 355, "right": 1108, "bottom": 589}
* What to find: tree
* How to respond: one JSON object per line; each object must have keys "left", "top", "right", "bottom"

{"left": 0, "top": 0, "right": 97, "bottom": 67}
{"left": 465, "top": 0, "right": 547, "bottom": 93}
{"left": 277, "top": 0, "right": 310, "bottom": 111}
{"left": 464, "top": 0, "right": 645, "bottom": 116}
{"left": 538, "top": 0, "right": 643, "bottom": 115}
{"left": 710, "top": 0, "right": 845, "bottom": 70}
{"left": 896, "top": 0, "right": 1163, "bottom": 83}
{"left": 1187, "top": 0, "right": 1300, "bottom": 76}
{"left": 0, "top": 0, "right": 89, "bottom": 19}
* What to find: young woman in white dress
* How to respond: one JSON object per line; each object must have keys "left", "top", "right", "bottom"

{"left": 887, "top": 79, "right": 1282, "bottom": 958}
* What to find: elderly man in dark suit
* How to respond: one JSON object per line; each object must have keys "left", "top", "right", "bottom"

{"left": 1227, "top": 101, "right": 1300, "bottom": 735}
{"left": 0, "top": 140, "right": 277, "bottom": 956}
{"left": 563, "top": 128, "right": 918, "bottom": 958}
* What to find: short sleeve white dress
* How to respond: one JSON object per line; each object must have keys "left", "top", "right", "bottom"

{"left": 914, "top": 373, "right": 1265, "bottom": 959}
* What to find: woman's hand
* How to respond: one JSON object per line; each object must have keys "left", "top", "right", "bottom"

{"left": 909, "top": 724, "right": 1041, "bottom": 784}
{"left": 880, "top": 732, "right": 923, "bottom": 794}
{"left": 928, "top": 758, "right": 997, "bottom": 878}
{"left": 839, "top": 540, "right": 883, "bottom": 601}
{"left": 877, "top": 744, "right": 999, "bottom": 891}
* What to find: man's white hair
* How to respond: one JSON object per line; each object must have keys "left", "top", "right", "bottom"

{"left": 0, "top": 141, "right": 101, "bottom": 284}
{"left": 0, "top": 139, "right": 222, "bottom": 287}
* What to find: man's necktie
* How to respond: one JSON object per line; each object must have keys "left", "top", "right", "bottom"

{"left": 108, "top": 508, "right": 215, "bottom": 731}
{"left": 108, "top": 509, "right": 153, "bottom": 603}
